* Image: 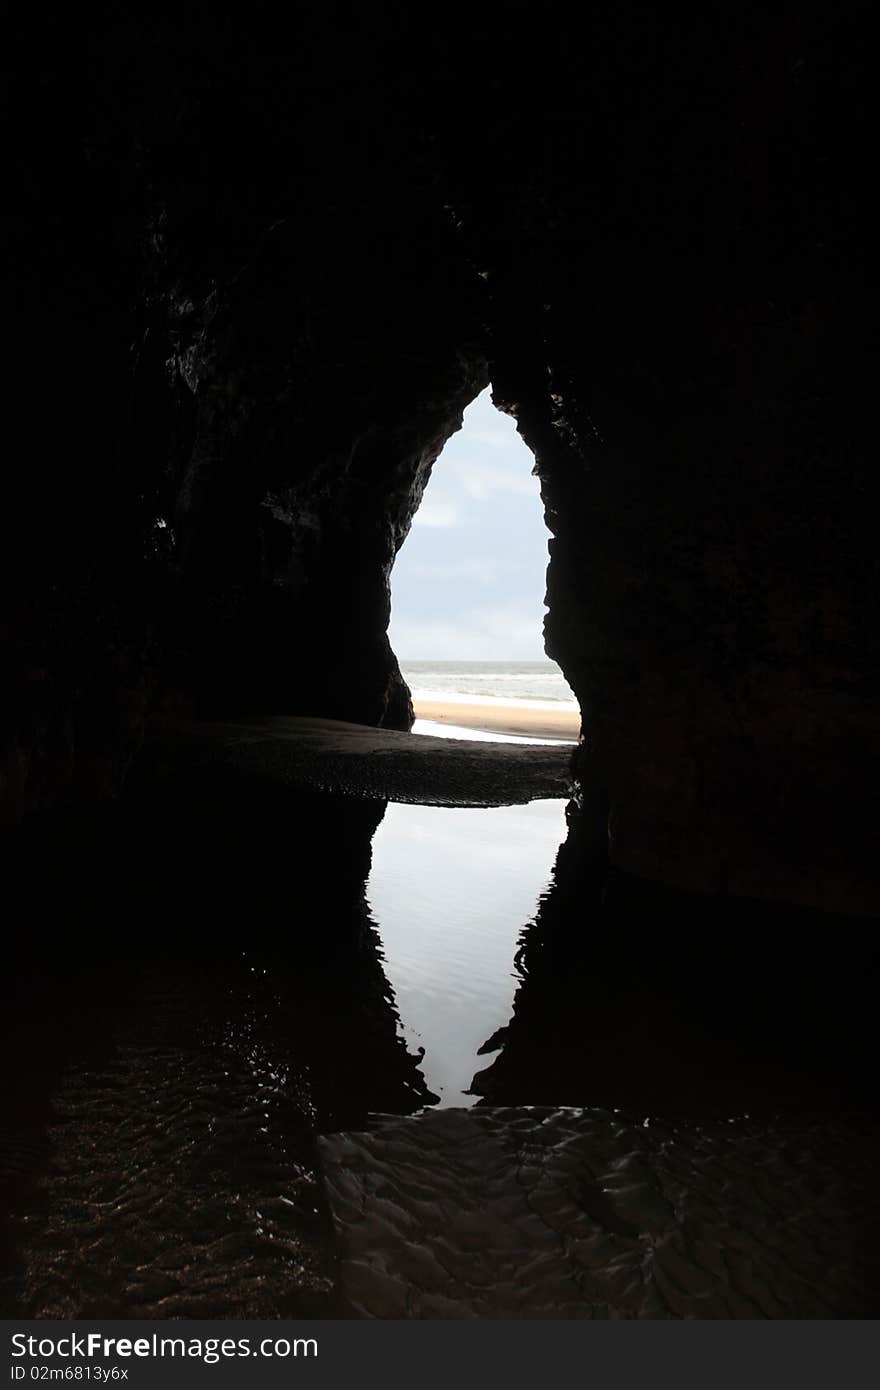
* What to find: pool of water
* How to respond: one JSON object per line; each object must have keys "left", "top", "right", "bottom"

{"left": 367, "top": 799, "right": 566, "bottom": 1105}
{"left": 412, "top": 718, "right": 573, "bottom": 746}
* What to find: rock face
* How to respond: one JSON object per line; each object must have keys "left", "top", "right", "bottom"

{"left": 149, "top": 214, "right": 486, "bottom": 730}
{"left": 3, "top": 10, "right": 876, "bottom": 910}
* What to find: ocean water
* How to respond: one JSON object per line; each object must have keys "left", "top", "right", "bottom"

{"left": 400, "top": 659, "right": 577, "bottom": 708}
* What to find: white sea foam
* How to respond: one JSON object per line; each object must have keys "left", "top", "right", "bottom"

{"left": 411, "top": 690, "right": 577, "bottom": 712}
{"left": 400, "top": 659, "right": 578, "bottom": 709}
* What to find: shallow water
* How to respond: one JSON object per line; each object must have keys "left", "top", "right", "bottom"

{"left": 2, "top": 747, "right": 878, "bottom": 1318}
{"left": 412, "top": 718, "right": 572, "bottom": 746}
{"left": 367, "top": 800, "right": 566, "bottom": 1105}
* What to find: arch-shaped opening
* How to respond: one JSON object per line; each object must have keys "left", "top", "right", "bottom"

{"left": 389, "top": 388, "right": 578, "bottom": 743}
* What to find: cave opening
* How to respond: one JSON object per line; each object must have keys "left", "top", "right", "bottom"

{"left": 388, "top": 387, "right": 578, "bottom": 742}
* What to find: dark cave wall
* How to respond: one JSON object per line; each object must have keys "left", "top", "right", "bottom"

{"left": 143, "top": 209, "right": 487, "bottom": 727}
{"left": 525, "top": 281, "right": 875, "bottom": 914}
{"left": 3, "top": 8, "right": 876, "bottom": 912}
{"left": 463, "top": 13, "right": 876, "bottom": 913}
{"left": 471, "top": 797, "right": 879, "bottom": 1112}
{"left": 3, "top": 11, "right": 489, "bottom": 820}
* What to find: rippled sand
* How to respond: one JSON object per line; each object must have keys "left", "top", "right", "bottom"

{"left": 321, "top": 1106, "right": 880, "bottom": 1319}
{"left": 3, "top": 969, "right": 336, "bottom": 1319}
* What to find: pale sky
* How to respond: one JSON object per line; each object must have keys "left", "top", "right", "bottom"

{"left": 389, "top": 389, "right": 551, "bottom": 661}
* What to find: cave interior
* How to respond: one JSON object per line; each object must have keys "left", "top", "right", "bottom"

{"left": 5, "top": 9, "right": 875, "bottom": 916}
{"left": 1, "top": 4, "right": 878, "bottom": 1320}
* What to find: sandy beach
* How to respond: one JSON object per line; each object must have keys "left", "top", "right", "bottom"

{"left": 413, "top": 699, "right": 580, "bottom": 742}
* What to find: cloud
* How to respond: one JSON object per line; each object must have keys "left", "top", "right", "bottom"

{"left": 466, "top": 417, "right": 515, "bottom": 448}
{"left": 390, "top": 603, "right": 548, "bottom": 662}
{"left": 404, "top": 557, "right": 501, "bottom": 585}
{"left": 411, "top": 499, "right": 463, "bottom": 528}
{"left": 447, "top": 456, "right": 537, "bottom": 501}
{"left": 434, "top": 392, "right": 538, "bottom": 504}
{"left": 389, "top": 387, "right": 551, "bottom": 659}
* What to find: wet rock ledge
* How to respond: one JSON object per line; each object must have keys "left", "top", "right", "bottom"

{"left": 138, "top": 716, "right": 574, "bottom": 808}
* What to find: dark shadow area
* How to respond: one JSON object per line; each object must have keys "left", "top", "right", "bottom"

{"left": 472, "top": 798, "right": 880, "bottom": 1119}
{"left": 465, "top": 802, "right": 880, "bottom": 1314}
{"left": 3, "top": 758, "right": 879, "bottom": 1318}
{"left": 0, "top": 767, "right": 432, "bottom": 1318}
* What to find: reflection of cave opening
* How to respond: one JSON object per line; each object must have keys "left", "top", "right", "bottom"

{"left": 388, "top": 387, "right": 577, "bottom": 736}
{"left": 366, "top": 797, "right": 568, "bottom": 1106}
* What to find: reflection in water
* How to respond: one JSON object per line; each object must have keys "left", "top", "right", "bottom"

{"left": 366, "top": 800, "right": 566, "bottom": 1105}
{"left": 0, "top": 775, "right": 431, "bottom": 1317}
{"left": 412, "top": 718, "right": 572, "bottom": 747}
{"left": 472, "top": 798, "right": 880, "bottom": 1119}
{"left": 2, "top": 757, "right": 878, "bottom": 1319}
